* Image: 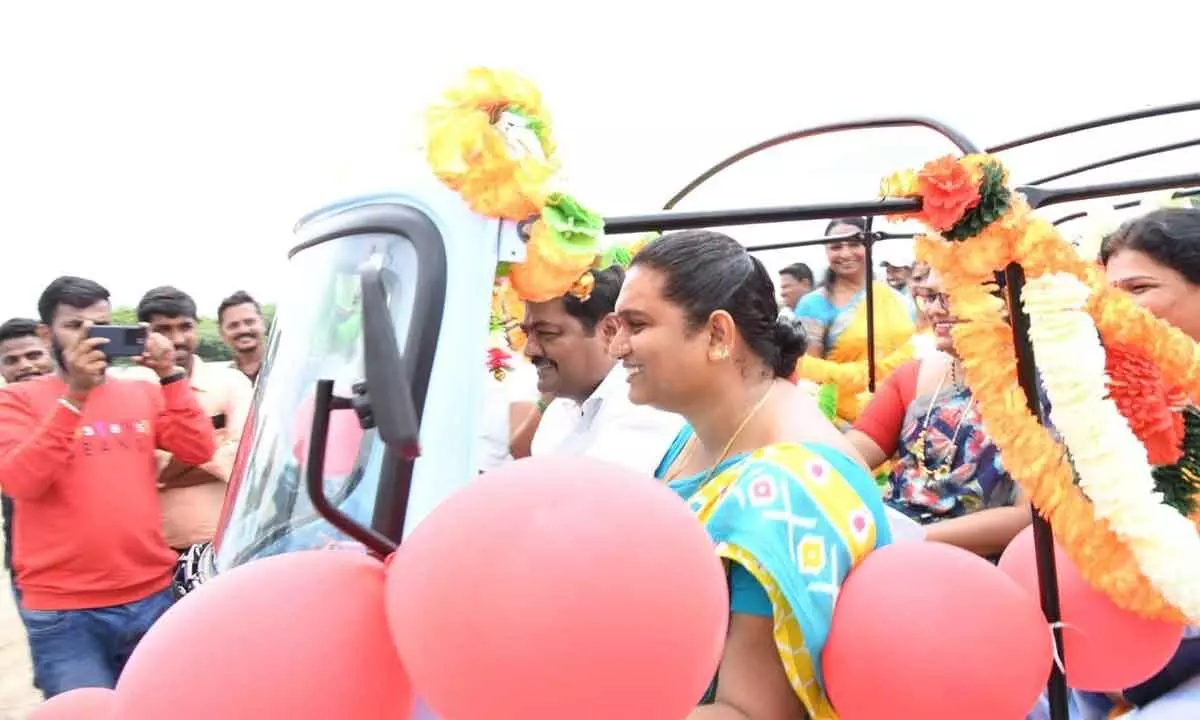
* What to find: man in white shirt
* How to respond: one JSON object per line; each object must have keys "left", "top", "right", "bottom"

{"left": 519, "top": 266, "right": 683, "bottom": 475}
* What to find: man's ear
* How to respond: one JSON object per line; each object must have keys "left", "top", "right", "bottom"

{"left": 599, "top": 313, "right": 619, "bottom": 344}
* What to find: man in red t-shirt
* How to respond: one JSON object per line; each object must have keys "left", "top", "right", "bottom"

{"left": 0, "top": 276, "right": 216, "bottom": 698}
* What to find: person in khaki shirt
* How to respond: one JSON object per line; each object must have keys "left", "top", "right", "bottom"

{"left": 128, "top": 286, "right": 253, "bottom": 550}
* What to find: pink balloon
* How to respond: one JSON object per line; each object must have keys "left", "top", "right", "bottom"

{"left": 116, "top": 551, "right": 412, "bottom": 719}
{"left": 292, "top": 394, "right": 365, "bottom": 477}
{"left": 386, "top": 456, "right": 729, "bottom": 720}
{"left": 30, "top": 688, "right": 116, "bottom": 719}
{"left": 824, "top": 542, "right": 1052, "bottom": 720}
{"left": 999, "top": 526, "right": 1183, "bottom": 691}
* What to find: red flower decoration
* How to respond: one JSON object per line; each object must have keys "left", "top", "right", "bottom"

{"left": 1106, "top": 343, "right": 1184, "bottom": 466}
{"left": 916, "top": 156, "right": 983, "bottom": 232}
{"left": 487, "top": 347, "right": 514, "bottom": 380}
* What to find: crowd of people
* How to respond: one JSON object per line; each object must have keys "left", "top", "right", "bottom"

{"left": 0, "top": 279, "right": 268, "bottom": 699}
{"left": 482, "top": 208, "right": 1200, "bottom": 718}
{"left": 4, "top": 207, "right": 1199, "bottom": 717}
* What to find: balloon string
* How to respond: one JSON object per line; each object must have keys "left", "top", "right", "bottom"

{"left": 1047, "top": 621, "right": 1075, "bottom": 676}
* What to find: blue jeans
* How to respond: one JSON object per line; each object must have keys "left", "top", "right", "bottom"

{"left": 18, "top": 587, "right": 175, "bottom": 698}
{"left": 9, "top": 580, "right": 41, "bottom": 691}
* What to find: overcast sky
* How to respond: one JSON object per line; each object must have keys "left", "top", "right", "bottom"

{"left": 1, "top": 1, "right": 1197, "bottom": 319}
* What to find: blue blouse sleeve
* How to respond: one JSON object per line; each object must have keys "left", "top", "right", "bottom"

{"left": 728, "top": 563, "right": 773, "bottom": 617}
{"left": 793, "top": 291, "right": 834, "bottom": 324}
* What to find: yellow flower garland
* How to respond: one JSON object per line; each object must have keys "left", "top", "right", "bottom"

{"left": 889, "top": 157, "right": 1200, "bottom": 624}
{"left": 794, "top": 343, "right": 915, "bottom": 421}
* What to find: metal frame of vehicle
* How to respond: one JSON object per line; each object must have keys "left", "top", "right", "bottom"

{"left": 266, "top": 100, "right": 1198, "bottom": 720}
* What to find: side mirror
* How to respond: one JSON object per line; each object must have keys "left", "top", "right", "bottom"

{"left": 356, "top": 253, "right": 421, "bottom": 460}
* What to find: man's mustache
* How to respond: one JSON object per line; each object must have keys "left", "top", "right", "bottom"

{"left": 531, "top": 356, "right": 555, "bottom": 370}
{"left": 234, "top": 333, "right": 257, "bottom": 342}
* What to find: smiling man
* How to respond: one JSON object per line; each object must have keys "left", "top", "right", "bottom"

{"left": 0, "top": 317, "right": 55, "bottom": 682}
{"left": 217, "top": 290, "right": 267, "bottom": 384}
{"left": 514, "top": 266, "right": 683, "bottom": 475}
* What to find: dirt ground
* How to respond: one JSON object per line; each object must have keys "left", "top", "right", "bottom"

{"left": 0, "top": 533, "right": 40, "bottom": 720}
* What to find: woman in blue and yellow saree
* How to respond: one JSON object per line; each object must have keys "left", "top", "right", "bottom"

{"left": 611, "top": 230, "right": 893, "bottom": 720}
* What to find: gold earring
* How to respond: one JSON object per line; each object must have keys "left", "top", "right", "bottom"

{"left": 709, "top": 346, "right": 729, "bottom": 361}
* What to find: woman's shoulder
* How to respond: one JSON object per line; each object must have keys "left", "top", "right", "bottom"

{"left": 739, "top": 442, "right": 872, "bottom": 487}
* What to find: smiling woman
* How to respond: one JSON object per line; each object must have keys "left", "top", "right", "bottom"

{"left": 1101, "top": 207, "right": 1200, "bottom": 341}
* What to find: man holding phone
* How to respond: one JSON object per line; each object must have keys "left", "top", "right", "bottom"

{"left": 0, "top": 276, "right": 216, "bottom": 697}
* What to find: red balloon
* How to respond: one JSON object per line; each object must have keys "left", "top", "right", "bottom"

{"left": 292, "top": 394, "right": 365, "bottom": 477}
{"left": 999, "top": 526, "right": 1183, "bottom": 691}
{"left": 30, "top": 687, "right": 116, "bottom": 719}
{"left": 386, "top": 456, "right": 729, "bottom": 720}
{"left": 823, "top": 542, "right": 1052, "bottom": 720}
{"left": 116, "top": 551, "right": 412, "bottom": 719}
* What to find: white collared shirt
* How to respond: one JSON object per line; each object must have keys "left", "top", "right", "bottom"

{"left": 478, "top": 362, "right": 538, "bottom": 472}
{"left": 531, "top": 364, "right": 685, "bottom": 476}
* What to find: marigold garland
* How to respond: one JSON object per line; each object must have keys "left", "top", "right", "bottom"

{"left": 426, "top": 68, "right": 608, "bottom": 304}
{"left": 793, "top": 343, "right": 915, "bottom": 421}
{"left": 888, "top": 154, "right": 1200, "bottom": 624}
{"left": 1105, "top": 344, "right": 1184, "bottom": 467}
{"left": 1023, "top": 272, "right": 1200, "bottom": 622}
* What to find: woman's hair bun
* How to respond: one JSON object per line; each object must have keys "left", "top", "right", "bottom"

{"left": 772, "top": 316, "right": 808, "bottom": 377}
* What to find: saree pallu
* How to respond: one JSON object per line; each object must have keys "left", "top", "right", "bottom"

{"left": 670, "top": 441, "right": 894, "bottom": 719}
{"left": 796, "top": 284, "right": 916, "bottom": 424}
{"left": 822, "top": 283, "right": 914, "bottom": 364}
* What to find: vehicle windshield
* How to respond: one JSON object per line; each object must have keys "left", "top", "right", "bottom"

{"left": 213, "top": 233, "right": 413, "bottom": 571}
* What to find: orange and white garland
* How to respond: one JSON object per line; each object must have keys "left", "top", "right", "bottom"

{"left": 885, "top": 154, "right": 1200, "bottom": 624}
{"left": 1022, "top": 273, "right": 1200, "bottom": 622}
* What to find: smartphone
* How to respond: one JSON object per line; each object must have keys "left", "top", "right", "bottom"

{"left": 88, "top": 324, "right": 147, "bottom": 359}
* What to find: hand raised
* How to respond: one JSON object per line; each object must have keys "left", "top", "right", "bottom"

{"left": 137, "top": 325, "right": 181, "bottom": 379}
{"left": 64, "top": 322, "right": 109, "bottom": 396}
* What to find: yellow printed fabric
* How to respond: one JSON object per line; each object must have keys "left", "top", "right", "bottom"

{"left": 682, "top": 442, "right": 894, "bottom": 719}
{"left": 795, "top": 283, "right": 916, "bottom": 422}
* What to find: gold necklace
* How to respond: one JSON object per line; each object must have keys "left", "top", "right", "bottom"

{"left": 913, "top": 364, "right": 974, "bottom": 485}
{"left": 665, "top": 383, "right": 776, "bottom": 485}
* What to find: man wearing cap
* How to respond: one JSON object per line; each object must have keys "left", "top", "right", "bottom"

{"left": 876, "top": 244, "right": 915, "bottom": 294}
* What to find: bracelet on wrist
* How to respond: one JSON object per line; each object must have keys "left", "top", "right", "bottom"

{"left": 535, "top": 398, "right": 550, "bottom": 413}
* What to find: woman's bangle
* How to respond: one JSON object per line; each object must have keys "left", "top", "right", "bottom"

{"left": 535, "top": 398, "right": 550, "bottom": 414}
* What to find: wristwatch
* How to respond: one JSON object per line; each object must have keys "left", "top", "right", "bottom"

{"left": 160, "top": 371, "right": 188, "bottom": 386}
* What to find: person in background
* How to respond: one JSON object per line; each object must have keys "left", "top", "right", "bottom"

{"left": 513, "top": 265, "right": 684, "bottom": 475}
{"left": 846, "top": 266, "right": 1030, "bottom": 559}
{"left": 876, "top": 242, "right": 916, "bottom": 294}
{"left": 906, "top": 262, "right": 939, "bottom": 358}
{"left": 127, "top": 286, "right": 253, "bottom": 558}
{"left": 478, "top": 343, "right": 538, "bottom": 472}
{"left": 0, "top": 276, "right": 215, "bottom": 697}
{"left": 1070, "top": 206, "right": 1200, "bottom": 717}
{"left": 777, "top": 262, "right": 814, "bottom": 316}
{"left": 0, "top": 317, "right": 55, "bottom": 693}
{"left": 217, "top": 290, "right": 267, "bottom": 384}
{"left": 0, "top": 318, "right": 55, "bottom": 591}
{"left": 795, "top": 217, "right": 915, "bottom": 362}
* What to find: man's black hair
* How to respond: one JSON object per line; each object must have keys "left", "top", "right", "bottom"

{"left": 36, "top": 276, "right": 111, "bottom": 325}
{"left": 137, "top": 286, "right": 198, "bottom": 323}
{"left": 779, "top": 262, "right": 814, "bottom": 285}
{"left": 562, "top": 266, "right": 624, "bottom": 334}
{"left": 217, "top": 290, "right": 262, "bottom": 324}
{"left": 0, "top": 318, "right": 40, "bottom": 345}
